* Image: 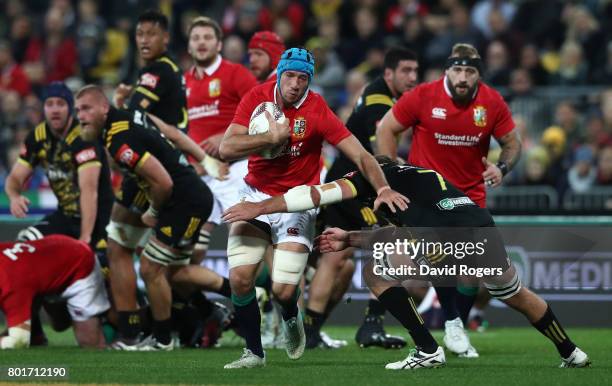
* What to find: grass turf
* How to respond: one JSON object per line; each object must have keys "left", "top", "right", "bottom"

{"left": 0, "top": 326, "right": 607, "bottom": 385}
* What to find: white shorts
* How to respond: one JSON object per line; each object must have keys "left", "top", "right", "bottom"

{"left": 204, "top": 159, "right": 248, "bottom": 224}
{"left": 238, "top": 180, "right": 317, "bottom": 250}
{"left": 61, "top": 259, "right": 110, "bottom": 322}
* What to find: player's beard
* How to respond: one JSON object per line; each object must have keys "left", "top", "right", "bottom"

{"left": 193, "top": 52, "right": 218, "bottom": 69}
{"left": 447, "top": 77, "right": 477, "bottom": 105}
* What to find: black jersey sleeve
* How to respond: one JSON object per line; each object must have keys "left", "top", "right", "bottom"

{"left": 71, "top": 137, "right": 106, "bottom": 171}
{"left": 106, "top": 128, "right": 151, "bottom": 174}
{"left": 341, "top": 170, "right": 376, "bottom": 204}
{"left": 129, "top": 62, "right": 172, "bottom": 113}
{"left": 17, "top": 125, "right": 44, "bottom": 168}
{"left": 361, "top": 94, "right": 394, "bottom": 144}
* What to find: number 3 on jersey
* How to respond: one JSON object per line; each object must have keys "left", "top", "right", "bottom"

{"left": 2, "top": 243, "right": 36, "bottom": 261}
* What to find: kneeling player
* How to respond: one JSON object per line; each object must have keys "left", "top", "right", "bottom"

{"left": 1, "top": 235, "right": 109, "bottom": 349}
{"left": 223, "top": 157, "right": 590, "bottom": 369}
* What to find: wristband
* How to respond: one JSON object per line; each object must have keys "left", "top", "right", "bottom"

{"left": 377, "top": 186, "right": 391, "bottom": 195}
{"left": 496, "top": 161, "right": 509, "bottom": 176}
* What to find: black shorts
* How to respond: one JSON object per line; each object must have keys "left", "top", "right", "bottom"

{"left": 154, "top": 179, "right": 213, "bottom": 249}
{"left": 116, "top": 176, "right": 149, "bottom": 214}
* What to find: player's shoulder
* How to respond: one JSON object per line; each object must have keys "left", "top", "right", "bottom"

{"left": 151, "top": 54, "right": 181, "bottom": 74}
{"left": 64, "top": 120, "right": 84, "bottom": 147}
{"left": 245, "top": 81, "right": 275, "bottom": 99}
{"left": 477, "top": 81, "right": 507, "bottom": 104}
{"left": 415, "top": 77, "right": 443, "bottom": 96}
{"left": 222, "top": 59, "right": 250, "bottom": 74}
{"left": 29, "top": 121, "right": 49, "bottom": 143}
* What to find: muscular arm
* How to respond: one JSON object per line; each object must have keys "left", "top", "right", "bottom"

{"left": 219, "top": 118, "right": 288, "bottom": 161}
{"left": 135, "top": 154, "right": 173, "bottom": 210}
{"left": 375, "top": 109, "right": 407, "bottom": 158}
{"left": 222, "top": 179, "right": 356, "bottom": 222}
{"left": 78, "top": 163, "right": 101, "bottom": 244}
{"left": 5, "top": 162, "right": 34, "bottom": 218}
{"left": 336, "top": 135, "right": 389, "bottom": 191}
{"left": 497, "top": 129, "right": 522, "bottom": 171}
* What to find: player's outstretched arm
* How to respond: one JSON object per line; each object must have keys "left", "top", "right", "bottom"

{"left": 147, "top": 113, "right": 228, "bottom": 180}
{"left": 5, "top": 161, "right": 33, "bottom": 218}
{"left": 222, "top": 179, "right": 357, "bottom": 223}
{"left": 219, "top": 112, "right": 290, "bottom": 161}
{"left": 335, "top": 135, "right": 409, "bottom": 213}
{"left": 375, "top": 109, "right": 406, "bottom": 159}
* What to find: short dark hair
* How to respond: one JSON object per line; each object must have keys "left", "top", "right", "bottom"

{"left": 137, "top": 9, "right": 169, "bottom": 31}
{"left": 383, "top": 47, "right": 418, "bottom": 70}
{"left": 188, "top": 16, "right": 223, "bottom": 41}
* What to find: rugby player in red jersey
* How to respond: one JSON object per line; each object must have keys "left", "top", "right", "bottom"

{"left": 219, "top": 47, "right": 409, "bottom": 368}
{"left": 0, "top": 235, "right": 109, "bottom": 349}
{"left": 185, "top": 16, "right": 258, "bottom": 260}
{"left": 248, "top": 31, "right": 286, "bottom": 84}
{"left": 376, "top": 43, "right": 522, "bottom": 357}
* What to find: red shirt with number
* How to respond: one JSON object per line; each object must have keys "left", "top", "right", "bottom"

{"left": 185, "top": 56, "right": 258, "bottom": 144}
{"left": 392, "top": 76, "right": 514, "bottom": 207}
{"left": 232, "top": 82, "right": 351, "bottom": 195}
{"left": 0, "top": 235, "right": 93, "bottom": 327}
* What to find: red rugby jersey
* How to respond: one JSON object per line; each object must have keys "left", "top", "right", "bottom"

{"left": 232, "top": 82, "right": 351, "bottom": 195}
{"left": 0, "top": 235, "right": 93, "bottom": 326}
{"left": 186, "top": 56, "right": 258, "bottom": 144}
{"left": 392, "top": 77, "right": 514, "bottom": 207}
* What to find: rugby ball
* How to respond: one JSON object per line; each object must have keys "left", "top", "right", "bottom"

{"left": 248, "top": 101, "right": 287, "bottom": 159}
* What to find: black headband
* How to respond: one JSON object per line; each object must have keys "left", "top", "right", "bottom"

{"left": 445, "top": 57, "right": 483, "bottom": 74}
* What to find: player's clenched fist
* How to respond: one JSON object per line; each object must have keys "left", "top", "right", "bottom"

{"left": 266, "top": 111, "right": 290, "bottom": 145}
{"left": 113, "top": 83, "right": 133, "bottom": 108}
{"left": 315, "top": 227, "right": 349, "bottom": 253}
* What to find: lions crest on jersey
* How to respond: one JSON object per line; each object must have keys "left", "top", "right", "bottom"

{"left": 292, "top": 117, "right": 306, "bottom": 139}
{"left": 473, "top": 105, "right": 487, "bottom": 127}
{"left": 209, "top": 79, "right": 221, "bottom": 97}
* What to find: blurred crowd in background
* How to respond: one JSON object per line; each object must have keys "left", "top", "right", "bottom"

{"left": 1, "top": 0, "right": 611, "bottom": 209}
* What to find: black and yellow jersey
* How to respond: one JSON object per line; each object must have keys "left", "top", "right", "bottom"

{"left": 102, "top": 107, "right": 203, "bottom": 206}
{"left": 342, "top": 162, "right": 492, "bottom": 227}
{"left": 128, "top": 53, "right": 188, "bottom": 131}
{"left": 18, "top": 120, "right": 113, "bottom": 218}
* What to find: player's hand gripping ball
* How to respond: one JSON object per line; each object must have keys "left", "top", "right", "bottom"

{"left": 248, "top": 101, "right": 289, "bottom": 159}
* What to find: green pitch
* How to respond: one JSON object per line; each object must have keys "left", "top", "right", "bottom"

{"left": 0, "top": 326, "right": 607, "bottom": 385}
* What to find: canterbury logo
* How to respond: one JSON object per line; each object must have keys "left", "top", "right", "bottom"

{"left": 432, "top": 107, "right": 446, "bottom": 119}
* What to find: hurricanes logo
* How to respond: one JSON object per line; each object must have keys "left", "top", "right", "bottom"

{"left": 473, "top": 105, "right": 487, "bottom": 127}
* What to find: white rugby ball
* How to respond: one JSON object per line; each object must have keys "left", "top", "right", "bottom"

{"left": 248, "top": 101, "right": 287, "bottom": 159}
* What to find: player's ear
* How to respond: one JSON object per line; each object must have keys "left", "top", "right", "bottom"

{"left": 216, "top": 40, "right": 223, "bottom": 54}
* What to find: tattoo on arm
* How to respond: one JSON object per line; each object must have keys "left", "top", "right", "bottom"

{"left": 497, "top": 130, "right": 522, "bottom": 171}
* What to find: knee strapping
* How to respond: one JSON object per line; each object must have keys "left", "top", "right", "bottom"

{"left": 106, "top": 221, "right": 148, "bottom": 249}
{"left": 17, "top": 226, "right": 43, "bottom": 241}
{"left": 485, "top": 271, "right": 521, "bottom": 300}
{"left": 272, "top": 249, "right": 309, "bottom": 285}
{"left": 227, "top": 235, "right": 268, "bottom": 269}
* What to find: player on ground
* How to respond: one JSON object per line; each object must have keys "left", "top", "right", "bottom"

{"left": 376, "top": 43, "right": 522, "bottom": 357}
{"left": 222, "top": 156, "right": 591, "bottom": 370}
{"left": 306, "top": 47, "right": 419, "bottom": 349}
{"left": 248, "top": 31, "right": 286, "bottom": 83}
{"left": 219, "top": 47, "right": 408, "bottom": 368}
{"left": 0, "top": 235, "right": 109, "bottom": 349}
{"left": 5, "top": 81, "right": 112, "bottom": 345}
{"left": 75, "top": 85, "right": 213, "bottom": 350}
